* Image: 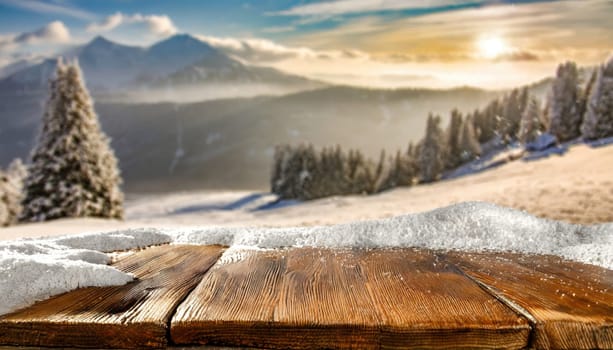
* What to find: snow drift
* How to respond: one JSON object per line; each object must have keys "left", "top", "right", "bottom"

{"left": 0, "top": 229, "right": 172, "bottom": 316}
{"left": 171, "top": 201, "right": 613, "bottom": 269}
{"left": 1, "top": 201, "right": 611, "bottom": 317}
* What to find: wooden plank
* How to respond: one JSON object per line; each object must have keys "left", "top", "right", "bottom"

{"left": 362, "top": 249, "right": 530, "bottom": 349}
{"left": 446, "top": 252, "right": 613, "bottom": 349}
{"left": 171, "top": 247, "right": 530, "bottom": 349}
{"left": 0, "top": 244, "right": 225, "bottom": 349}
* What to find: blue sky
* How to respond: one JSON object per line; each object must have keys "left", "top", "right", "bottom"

{"left": 0, "top": 0, "right": 567, "bottom": 41}
{"left": 0, "top": 0, "right": 612, "bottom": 88}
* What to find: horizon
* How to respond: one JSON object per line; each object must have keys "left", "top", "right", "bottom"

{"left": 18, "top": 33, "right": 576, "bottom": 93}
{"left": 0, "top": 0, "right": 612, "bottom": 89}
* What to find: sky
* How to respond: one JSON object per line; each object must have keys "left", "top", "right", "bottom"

{"left": 0, "top": 0, "right": 611, "bottom": 89}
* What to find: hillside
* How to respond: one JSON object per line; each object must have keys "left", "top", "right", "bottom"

{"left": 0, "top": 85, "right": 498, "bottom": 191}
{"left": 1, "top": 142, "right": 610, "bottom": 242}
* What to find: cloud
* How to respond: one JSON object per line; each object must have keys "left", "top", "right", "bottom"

{"left": 289, "top": 0, "right": 613, "bottom": 65}
{"left": 87, "top": 12, "right": 178, "bottom": 36}
{"left": 86, "top": 12, "right": 124, "bottom": 32}
{"left": 261, "top": 26, "right": 296, "bottom": 34}
{"left": 0, "top": 0, "right": 95, "bottom": 20}
{"left": 195, "top": 34, "right": 362, "bottom": 63}
{"left": 495, "top": 50, "right": 540, "bottom": 62}
{"left": 272, "top": 0, "right": 481, "bottom": 16}
{"left": 0, "top": 21, "right": 71, "bottom": 49}
{"left": 379, "top": 52, "right": 471, "bottom": 63}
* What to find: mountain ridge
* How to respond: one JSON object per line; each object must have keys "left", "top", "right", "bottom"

{"left": 0, "top": 34, "right": 319, "bottom": 95}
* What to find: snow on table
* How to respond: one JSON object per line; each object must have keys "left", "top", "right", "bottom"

{"left": 0, "top": 228, "right": 172, "bottom": 316}
{"left": 0, "top": 201, "right": 611, "bottom": 319}
{"left": 0, "top": 245, "right": 224, "bottom": 348}
{"left": 1, "top": 245, "right": 610, "bottom": 349}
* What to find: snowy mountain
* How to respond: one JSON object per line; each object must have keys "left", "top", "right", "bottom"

{"left": 75, "top": 36, "right": 147, "bottom": 89}
{"left": 0, "top": 58, "right": 42, "bottom": 79}
{"left": 145, "top": 34, "right": 226, "bottom": 77}
{"left": 0, "top": 34, "right": 318, "bottom": 95}
{"left": 0, "top": 58, "right": 58, "bottom": 92}
{"left": 158, "top": 56, "right": 309, "bottom": 86}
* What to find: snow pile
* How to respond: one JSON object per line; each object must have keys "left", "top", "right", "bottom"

{"left": 171, "top": 202, "right": 613, "bottom": 269}
{"left": 0, "top": 229, "right": 171, "bottom": 316}
{"left": 54, "top": 228, "right": 172, "bottom": 252}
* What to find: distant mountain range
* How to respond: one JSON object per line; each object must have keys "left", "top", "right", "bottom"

{"left": 0, "top": 34, "right": 319, "bottom": 99}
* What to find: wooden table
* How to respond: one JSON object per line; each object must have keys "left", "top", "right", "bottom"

{"left": 1, "top": 245, "right": 611, "bottom": 349}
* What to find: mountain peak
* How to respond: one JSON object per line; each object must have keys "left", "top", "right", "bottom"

{"left": 150, "top": 33, "right": 211, "bottom": 50}
{"left": 88, "top": 35, "right": 114, "bottom": 47}
{"left": 167, "top": 33, "right": 198, "bottom": 41}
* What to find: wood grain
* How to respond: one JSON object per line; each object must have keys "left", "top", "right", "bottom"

{"left": 171, "top": 247, "right": 530, "bottom": 349}
{"left": 446, "top": 252, "right": 613, "bottom": 349}
{"left": 0, "top": 244, "right": 225, "bottom": 349}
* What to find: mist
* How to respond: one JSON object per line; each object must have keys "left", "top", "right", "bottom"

{"left": 97, "top": 83, "right": 321, "bottom": 104}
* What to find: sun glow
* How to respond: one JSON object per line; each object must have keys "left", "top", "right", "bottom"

{"left": 477, "top": 35, "right": 508, "bottom": 59}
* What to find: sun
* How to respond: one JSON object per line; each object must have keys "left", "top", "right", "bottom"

{"left": 477, "top": 35, "right": 508, "bottom": 59}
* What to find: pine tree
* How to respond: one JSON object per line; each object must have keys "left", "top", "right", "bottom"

{"left": 405, "top": 142, "right": 419, "bottom": 181}
{"left": 519, "top": 97, "right": 545, "bottom": 144}
{"left": 346, "top": 149, "right": 373, "bottom": 195}
{"left": 0, "top": 159, "right": 27, "bottom": 226}
{"left": 541, "top": 99, "right": 551, "bottom": 131}
{"left": 548, "top": 61, "right": 583, "bottom": 142}
{"left": 419, "top": 114, "right": 445, "bottom": 183}
{"left": 445, "top": 109, "right": 464, "bottom": 170}
{"left": 374, "top": 149, "right": 413, "bottom": 192}
{"left": 474, "top": 99, "right": 502, "bottom": 143}
{"left": 499, "top": 88, "right": 528, "bottom": 143}
{"left": 271, "top": 144, "right": 289, "bottom": 195}
{"left": 0, "top": 171, "right": 10, "bottom": 226}
{"left": 20, "top": 60, "right": 123, "bottom": 222}
{"left": 581, "top": 59, "right": 613, "bottom": 140}
{"left": 458, "top": 116, "right": 481, "bottom": 162}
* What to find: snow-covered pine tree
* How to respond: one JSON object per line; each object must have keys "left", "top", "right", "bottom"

{"left": 445, "top": 109, "right": 463, "bottom": 170}
{"left": 541, "top": 98, "right": 551, "bottom": 131}
{"left": 7, "top": 158, "right": 27, "bottom": 182}
{"left": 499, "top": 88, "right": 528, "bottom": 143}
{"left": 346, "top": 149, "right": 371, "bottom": 194}
{"left": 0, "top": 159, "right": 27, "bottom": 226}
{"left": 519, "top": 97, "right": 545, "bottom": 143}
{"left": 375, "top": 149, "right": 415, "bottom": 192}
{"left": 419, "top": 114, "right": 445, "bottom": 183}
{"left": 271, "top": 144, "right": 289, "bottom": 195}
{"left": 0, "top": 171, "right": 9, "bottom": 226}
{"left": 581, "top": 58, "right": 613, "bottom": 140}
{"left": 20, "top": 59, "right": 123, "bottom": 222}
{"left": 474, "top": 99, "right": 501, "bottom": 143}
{"left": 458, "top": 116, "right": 481, "bottom": 162}
{"left": 299, "top": 144, "right": 319, "bottom": 200}
{"left": 548, "top": 61, "right": 583, "bottom": 142}
{"left": 405, "top": 142, "right": 419, "bottom": 181}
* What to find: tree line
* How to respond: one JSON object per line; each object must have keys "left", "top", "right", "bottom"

{"left": 271, "top": 58, "right": 613, "bottom": 200}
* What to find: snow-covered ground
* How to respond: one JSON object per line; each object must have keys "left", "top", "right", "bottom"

{"left": 2, "top": 142, "right": 610, "bottom": 242}
{"left": 0, "top": 142, "right": 612, "bottom": 316}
